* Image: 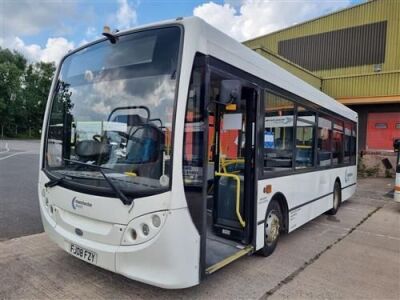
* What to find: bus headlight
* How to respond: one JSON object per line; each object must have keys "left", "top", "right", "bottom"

{"left": 121, "top": 211, "right": 167, "bottom": 245}
{"left": 152, "top": 215, "right": 161, "bottom": 227}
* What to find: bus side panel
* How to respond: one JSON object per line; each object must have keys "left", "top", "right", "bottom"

{"left": 341, "top": 165, "right": 357, "bottom": 202}
{"left": 256, "top": 166, "right": 357, "bottom": 251}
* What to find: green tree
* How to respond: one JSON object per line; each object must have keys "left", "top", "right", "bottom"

{"left": 0, "top": 47, "right": 55, "bottom": 138}
{"left": 23, "top": 62, "right": 56, "bottom": 136}
{"left": 0, "top": 48, "right": 26, "bottom": 137}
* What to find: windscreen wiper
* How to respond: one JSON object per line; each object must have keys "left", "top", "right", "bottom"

{"left": 45, "top": 173, "right": 67, "bottom": 188}
{"left": 63, "top": 158, "right": 132, "bottom": 205}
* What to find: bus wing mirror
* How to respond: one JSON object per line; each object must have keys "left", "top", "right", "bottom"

{"left": 219, "top": 80, "right": 242, "bottom": 105}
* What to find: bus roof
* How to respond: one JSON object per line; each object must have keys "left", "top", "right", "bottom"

{"left": 76, "top": 16, "right": 358, "bottom": 122}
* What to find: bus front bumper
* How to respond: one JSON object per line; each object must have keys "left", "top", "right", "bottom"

{"left": 41, "top": 206, "right": 200, "bottom": 289}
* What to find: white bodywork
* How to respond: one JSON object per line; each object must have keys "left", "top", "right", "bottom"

{"left": 255, "top": 167, "right": 357, "bottom": 249}
{"left": 39, "top": 17, "right": 357, "bottom": 288}
{"left": 395, "top": 167, "right": 400, "bottom": 203}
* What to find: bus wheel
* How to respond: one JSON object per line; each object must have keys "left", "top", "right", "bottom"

{"left": 327, "top": 181, "right": 341, "bottom": 215}
{"left": 260, "top": 200, "right": 282, "bottom": 257}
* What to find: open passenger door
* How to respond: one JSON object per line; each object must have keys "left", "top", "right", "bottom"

{"left": 182, "top": 56, "right": 259, "bottom": 278}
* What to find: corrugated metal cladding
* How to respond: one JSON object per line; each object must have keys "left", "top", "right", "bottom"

{"left": 243, "top": 0, "right": 400, "bottom": 79}
{"left": 277, "top": 21, "right": 387, "bottom": 71}
{"left": 322, "top": 72, "right": 400, "bottom": 98}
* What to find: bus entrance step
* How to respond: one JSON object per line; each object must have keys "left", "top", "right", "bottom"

{"left": 205, "top": 245, "right": 253, "bottom": 275}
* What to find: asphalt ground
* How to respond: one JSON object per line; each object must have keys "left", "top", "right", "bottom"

{"left": 0, "top": 174, "right": 399, "bottom": 299}
{"left": 0, "top": 139, "right": 43, "bottom": 241}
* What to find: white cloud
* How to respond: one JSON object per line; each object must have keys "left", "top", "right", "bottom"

{"left": 0, "top": 0, "right": 78, "bottom": 64}
{"left": 115, "top": 0, "right": 137, "bottom": 30}
{"left": 0, "top": 0, "right": 138, "bottom": 64}
{"left": 0, "top": 0, "right": 75, "bottom": 37}
{"left": 8, "top": 37, "right": 74, "bottom": 64}
{"left": 40, "top": 38, "right": 75, "bottom": 63}
{"left": 193, "top": 0, "right": 352, "bottom": 41}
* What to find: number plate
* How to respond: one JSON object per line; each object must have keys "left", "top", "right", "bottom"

{"left": 70, "top": 243, "right": 97, "bottom": 264}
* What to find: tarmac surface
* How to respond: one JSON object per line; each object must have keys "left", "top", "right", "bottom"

{"left": 0, "top": 161, "right": 399, "bottom": 299}
{"left": 0, "top": 140, "right": 43, "bottom": 241}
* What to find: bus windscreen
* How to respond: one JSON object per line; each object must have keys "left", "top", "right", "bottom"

{"left": 44, "top": 26, "right": 181, "bottom": 198}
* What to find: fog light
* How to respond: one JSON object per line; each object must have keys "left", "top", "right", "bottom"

{"left": 131, "top": 229, "right": 137, "bottom": 240}
{"left": 142, "top": 224, "right": 150, "bottom": 236}
{"left": 152, "top": 215, "right": 161, "bottom": 227}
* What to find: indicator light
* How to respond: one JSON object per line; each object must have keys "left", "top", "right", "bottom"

{"left": 142, "top": 224, "right": 150, "bottom": 236}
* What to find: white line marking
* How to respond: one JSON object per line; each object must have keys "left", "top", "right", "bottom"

{"left": 0, "top": 151, "right": 38, "bottom": 161}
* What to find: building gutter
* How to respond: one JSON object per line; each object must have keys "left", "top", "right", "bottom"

{"left": 323, "top": 69, "right": 400, "bottom": 80}
{"left": 337, "top": 95, "right": 400, "bottom": 105}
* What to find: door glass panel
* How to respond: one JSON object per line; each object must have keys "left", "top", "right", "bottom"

{"left": 205, "top": 69, "right": 255, "bottom": 270}
{"left": 208, "top": 72, "right": 245, "bottom": 175}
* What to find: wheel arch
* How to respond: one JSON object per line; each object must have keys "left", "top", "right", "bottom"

{"left": 269, "top": 192, "right": 289, "bottom": 233}
{"left": 335, "top": 177, "right": 342, "bottom": 197}
{"left": 335, "top": 177, "right": 342, "bottom": 188}
{"left": 334, "top": 176, "right": 342, "bottom": 201}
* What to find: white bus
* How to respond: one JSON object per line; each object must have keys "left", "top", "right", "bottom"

{"left": 39, "top": 17, "right": 357, "bottom": 288}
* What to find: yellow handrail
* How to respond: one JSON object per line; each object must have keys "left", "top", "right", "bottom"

{"left": 296, "top": 145, "right": 312, "bottom": 149}
{"left": 124, "top": 172, "right": 137, "bottom": 176}
{"left": 220, "top": 157, "right": 245, "bottom": 173}
{"left": 215, "top": 172, "right": 246, "bottom": 227}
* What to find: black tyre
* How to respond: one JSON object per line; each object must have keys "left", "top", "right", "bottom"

{"left": 259, "top": 200, "right": 283, "bottom": 257}
{"left": 327, "top": 181, "right": 341, "bottom": 215}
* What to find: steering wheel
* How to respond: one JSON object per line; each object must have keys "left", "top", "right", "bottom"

{"left": 93, "top": 134, "right": 102, "bottom": 143}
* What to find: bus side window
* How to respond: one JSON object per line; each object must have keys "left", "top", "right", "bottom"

{"left": 295, "top": 106, "right": 316, "bottom": 169}
{"left": 332, "top": 119, "right": 344, "bottom": 165}
{"left": 264, "top": 92, "right": 295, "bottom": 172}
{"left": 344, "top": 122, "right": 352, "bottom": 164}
{"left": 317, "top": 115, "right": 332, "bottom": 167}
{"left": 350, "top": 123, "right": 357, "bottom": 164}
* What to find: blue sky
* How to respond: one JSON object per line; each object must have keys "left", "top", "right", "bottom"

{"left": 0, "top": 0, "right": 364, "bottom": 64}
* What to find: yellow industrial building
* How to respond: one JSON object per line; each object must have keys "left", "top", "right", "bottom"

{"left": 244, "top": 0, "right": 399, "bottom": 174}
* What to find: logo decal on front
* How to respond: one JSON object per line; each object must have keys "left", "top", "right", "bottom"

{"left": 71, "top": 197, "right": 93, "bottom": 210}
